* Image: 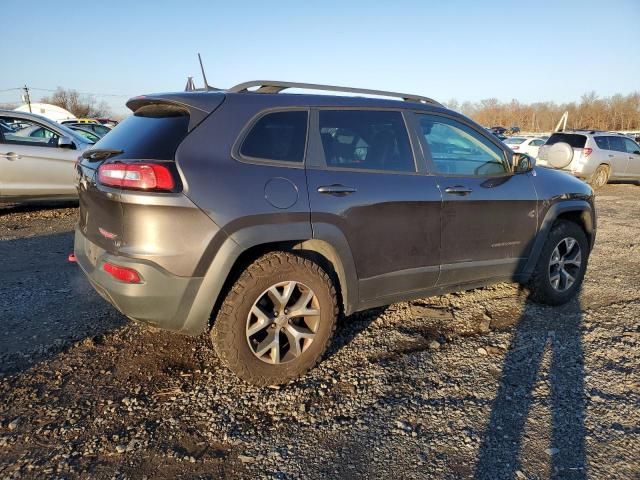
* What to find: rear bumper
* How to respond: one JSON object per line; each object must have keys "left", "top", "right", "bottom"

{"left": 74, "top": 227, "right": 207, "bottom": 335}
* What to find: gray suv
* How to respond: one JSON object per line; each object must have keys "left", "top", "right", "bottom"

{"left": 74, "top": 81, "right": 596, "bottom": 385}
{"left": 537, "top": 130, "right": 640, "bottom": 188}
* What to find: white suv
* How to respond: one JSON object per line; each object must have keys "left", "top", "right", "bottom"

{"left": 537, "top": 131, "right": 640, "bottom": 188}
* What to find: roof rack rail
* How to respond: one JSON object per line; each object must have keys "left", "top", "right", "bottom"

{"left": 228, "top": 80, "right": 442, "bottom": 106}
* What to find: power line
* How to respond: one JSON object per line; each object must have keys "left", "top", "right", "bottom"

{"left": 0, "top": 86, "right": 133, "bottom": 97}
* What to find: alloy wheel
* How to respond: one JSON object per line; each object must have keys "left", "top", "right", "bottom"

{"left": 548, "top": 237, "right": 582, "bottom": 292}
{"left": 246, "top": 281, "right": 320, "bottom": 364}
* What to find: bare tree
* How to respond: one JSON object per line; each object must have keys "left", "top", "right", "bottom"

{"left": 40, "top": 87, "right": 111, "bottom": 118}
{"left": 445, "top": 92, "right": 640, "bottom": 131}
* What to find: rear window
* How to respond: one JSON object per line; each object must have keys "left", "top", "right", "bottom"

{"left": 240, "top": 111, "right": 308, "bottom": 163}
{"left": 545, "top": 133, "right": 587, "bottom": 149}
{"left": 91, "top": 104, "right": 189, "bottom": 159}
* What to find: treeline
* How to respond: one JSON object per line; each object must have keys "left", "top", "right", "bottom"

{"left": 446, "top": 92, "right": 640, "bottom": 132}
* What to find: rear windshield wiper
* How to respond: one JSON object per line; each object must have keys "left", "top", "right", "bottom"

{"left": 82, "top": 148, "right": 124, "bottom": 160}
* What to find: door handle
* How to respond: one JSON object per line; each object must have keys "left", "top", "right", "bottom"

{"left": 444, "top": 185, "right": 473, "bottom": 195}
{"left": 0, "top": 152, "right": 21, "bottom": 160}
{"left": 317, "top": 184, "right": 357, "bottom": 196}
{"left": 608, "top": 154, "right": 615, "bottom": 158}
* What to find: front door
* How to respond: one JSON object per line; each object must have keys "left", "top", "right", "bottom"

{"left": 0, "top": 115, "right": 76, "bottom": 198}
{"left": 622, "top": 137, "right": 640, "bottom": 179}
{"left": 306, "top": 109, "right": 442, "bottom": 303}
{"left": 413, "top": 112, "right": 538, "bottom": 285}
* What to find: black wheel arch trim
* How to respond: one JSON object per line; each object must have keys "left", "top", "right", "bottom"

{"left": 521, "top": 199, "right": 595, "bottom": 279}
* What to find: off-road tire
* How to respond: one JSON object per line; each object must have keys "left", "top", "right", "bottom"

{"left": 589, "top": 165, "right": 610, "bottom": 189}
{"left": 528, "top": 220, "right": 589, "bottom": 306}
{"left": 211, "top": 252, "right": 338, "bottom": 386}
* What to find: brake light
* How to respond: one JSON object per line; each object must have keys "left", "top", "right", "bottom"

{"left": 583, "top": 147, "right": 593, "bottom": 157}
{"left": 98, "top": 163, "right": 175, "bottom": 191}
{"left": 512, "top": 146, "right": 520, "bottom": 150}
{"left": 103, "top": 262, "right": 141, "bottom": 283}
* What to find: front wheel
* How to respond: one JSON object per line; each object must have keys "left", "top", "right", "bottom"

{"left": 528, "top": 220, "right": 589, "bottom": 306}
{"left": 211, "top": 252, "right": 338, "bottom": 386}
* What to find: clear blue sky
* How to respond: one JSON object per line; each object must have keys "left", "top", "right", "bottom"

{"left": 2, "top": 0, "right": 638, "bottom": 115}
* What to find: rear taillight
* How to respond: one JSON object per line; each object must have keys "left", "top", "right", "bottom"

{"left": 98, "top": 162, "right": 175, "bottom": 191}
{"left": 103, "top": 262, "right": 142, "bottom": 283}
{"left": 583, "top": 147, "right": 593, "bottom": 157}
{"left": 512, "top": 146, "right": 520, "bottom": 150}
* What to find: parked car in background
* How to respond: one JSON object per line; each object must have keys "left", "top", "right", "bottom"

{"left": 68, "top": 126, "right": 102, "bottom": 143}
{"left": 65, "top": 122, "right": 111, "bottom": 138}
{"left": 509, "top": 125, "right": 520, "bottom": 134}
{"left": 61, "top": 118, "right": 100, "bottom": 125}
{"left": 75, "top": 80, "right": 596, "bottom": 385}
{"left": 490, "top": 126, "right": 507, "bottom": 135}
{"left": 95, "top": 117, "right": 119, "bottom": 127}
{"left": 537, "top": 130, "right": 640, "bottom": 188}
{"left": 503, "top": 136, "right": 547, "bottom": 157}
{"left": 0, "top": 110, "right": 93, "bottom": 201}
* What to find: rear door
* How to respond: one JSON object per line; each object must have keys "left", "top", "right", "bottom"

{"left": 538, "top": 133, "right": 588, "bottom": 172}
{"left": 413, "top": 113, "right": 538, "bottom": 285}
{"left": 622, "top": 137, "right": 640, "bottom": 179}
{"left": 306, "top": 109, "right": 442, "bottom": 303}
{"left": 0, "top": 115, "right": 77, "bottom": 198}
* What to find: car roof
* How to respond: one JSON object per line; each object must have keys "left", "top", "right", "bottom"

{"left": 126, "top": 91, "right": 454, "bottom": 118}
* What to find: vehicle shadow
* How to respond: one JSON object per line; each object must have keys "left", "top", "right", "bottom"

{"left": 475, "top": 295, "right": 587, "bottom": 479}
{"left": 0, "top": 231, "right": 125, "bottom": 377}
{"left": 0, "top": 200, "right": 78, "bottom": 215}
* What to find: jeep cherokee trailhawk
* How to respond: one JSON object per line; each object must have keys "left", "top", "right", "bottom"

{"left": 74, "top": 81, "right": 596, "bottom": 385}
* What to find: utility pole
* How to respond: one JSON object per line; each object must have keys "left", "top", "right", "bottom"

{"left": 22, "top": 85, "right": 32, "bottom": 113}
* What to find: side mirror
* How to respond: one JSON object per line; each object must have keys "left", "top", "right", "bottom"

{"left": 58, "top": 136, "right": 75, "bottom": 149}
{"left": 513, "top": 152, "right": 535, "bottom": 173}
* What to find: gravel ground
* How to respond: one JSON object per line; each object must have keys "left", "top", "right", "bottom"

{"left": 1, "top": 185, "right": 639, "bottom": 479}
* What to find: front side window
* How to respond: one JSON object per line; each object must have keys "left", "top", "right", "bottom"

{"left": 0, "top": 116, "right": 60, "bottom": 147}
{"left": 240, "top": 111, "right": 308, "bottom": 163}
{"left": 417, "top": 114, "right": 508, "bottom": 176}
{"left": 623, "top": 137, "right": 640, "bottom": 154}
{"left": 530, "top": 139, "right": 545, "bottom": 146}
{"left": 607, "top": 136, "right": 626, "bottom": 152}
{"left": 318, "top": 110, "right": 414, "bottom": 172}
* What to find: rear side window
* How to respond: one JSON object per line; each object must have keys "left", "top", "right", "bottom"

{"left": 240, "top": 111, "right": 308, "bottom": 163}
{"left": 318, "top": 110, "right": 414, "bottom": 172}
{"left": 594, "top": 137, "right": 609, "bottom": 150}
{"left": 545, "top": 133, "right": 587, "bottom": 149}
{"left": 92, "top": 104, "right": 189, "bottom": 159}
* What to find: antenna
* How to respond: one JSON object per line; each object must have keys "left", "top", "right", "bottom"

{"left": 198, "top": 53, "right": 209, "bottom": 91}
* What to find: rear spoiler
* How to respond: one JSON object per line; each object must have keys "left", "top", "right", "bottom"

{"left": 126, "top": 93, "right": 225, "bottom": 131}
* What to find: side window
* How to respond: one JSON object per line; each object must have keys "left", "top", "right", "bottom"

{"left": 240, "top": 111, "right": 308, "bottom": 163}
{"left": 531, "top": 139, "right": 544, "bottom": 146}
{"left": 318, "top": 110, "right": 414, "bottom": 172}
{"left": 623, "top": 138, "right": 640, "bottom": 154}
{"left": 417, "top": 114, "right": 508, "bottom": 176}
{"left": 594, "top": 137, "right": 609, "bottom": 150}
{"left": 0, "top": 116, "right": 60, "bottom": 147}
{"left": 607, "top": 136, "right": 626, "bottom": 152}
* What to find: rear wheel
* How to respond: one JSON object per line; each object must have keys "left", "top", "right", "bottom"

{"left": 589, "top": 164, "right": 610, "bottom": 189}
{"left": 211, "top": 252, "right": 338, "bottom": 386}
{"left": 528, "top": 220, "right": 589, "bottom": 305}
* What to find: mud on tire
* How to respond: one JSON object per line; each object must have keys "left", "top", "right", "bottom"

{"left": 528, "top": 220, "right": 589, "bottom": 306}
{"left": 210, "top": 252, "right": 338, "bottom": 386}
